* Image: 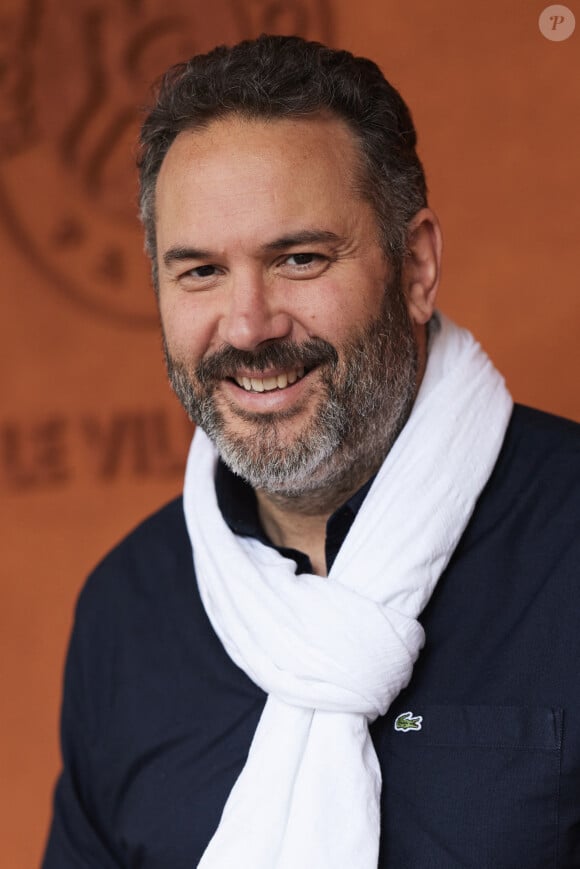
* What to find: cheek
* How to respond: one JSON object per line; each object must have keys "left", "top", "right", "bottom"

{"left": 160, "top": 295, "right": 216, "bottom": 362}
{"left": 298, "top": 282, "right": 368, "bottom": 340}
{"left": 307, "top": 297, "right": 377, "bottom": 343}
{"left": 315, "top": 267, "right": 387, "bottom": 331}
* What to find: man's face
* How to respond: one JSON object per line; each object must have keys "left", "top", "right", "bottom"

{"left": 155, "top": 113, "right": 418, "bottom": 496}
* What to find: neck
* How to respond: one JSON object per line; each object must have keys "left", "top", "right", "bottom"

{"left": 255, "top": 464, "right": 377, "bottom": 577}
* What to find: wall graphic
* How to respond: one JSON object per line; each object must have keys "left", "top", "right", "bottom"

{"left": 0, "top": 0, "right": 333, "bottom": 326}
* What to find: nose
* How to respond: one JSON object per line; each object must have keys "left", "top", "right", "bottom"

{"left": 218, "top": 269, "right": 293, "bottom": 351}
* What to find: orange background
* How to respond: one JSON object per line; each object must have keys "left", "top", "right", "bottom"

{"left": 1, "top": 1, "right": 578, "bottom": 866}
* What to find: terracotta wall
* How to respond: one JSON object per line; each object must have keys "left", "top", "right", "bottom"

{"left": 1, "top": 1, "right": 578, "bottom": 865}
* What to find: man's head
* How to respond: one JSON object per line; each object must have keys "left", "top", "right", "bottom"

{"left": 139, "top": 37, "right": 441, "bottom": 501}
{"left": 138, "top": 34, "right": 428, "bottom": 287}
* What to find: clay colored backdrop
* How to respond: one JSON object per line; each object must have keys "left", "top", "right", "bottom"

{"left": 1, "top": 1, "right": 578, "bottom": 865}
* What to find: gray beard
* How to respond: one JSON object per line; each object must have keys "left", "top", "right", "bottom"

{"left": 164, "top": 284, "right": 418, "bottom": 501}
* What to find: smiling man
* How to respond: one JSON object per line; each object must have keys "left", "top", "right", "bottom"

{"left": 43, "top": 35, "right": 580, "bottom": 869}
{"left": 154, "top": 110, "right": 432, "bottom": 573}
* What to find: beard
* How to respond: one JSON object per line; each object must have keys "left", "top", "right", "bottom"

{"left": 163, "top": 278, "right": 418, "bottom": 501}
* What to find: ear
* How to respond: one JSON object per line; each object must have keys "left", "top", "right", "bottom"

{"left": 402, "top": 208, "right": 443, "bottom": 325}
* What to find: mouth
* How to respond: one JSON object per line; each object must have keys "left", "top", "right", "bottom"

{"left": 230, "top": 366, "right": 308, "bottom": 393}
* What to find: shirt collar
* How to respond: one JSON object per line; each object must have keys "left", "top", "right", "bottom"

{"left": 215, "top": 459, "right": 375, "bottom": 573}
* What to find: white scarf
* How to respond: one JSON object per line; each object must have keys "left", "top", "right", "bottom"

{"left": 183, "top": 314, "right": 513, "bottom": 868}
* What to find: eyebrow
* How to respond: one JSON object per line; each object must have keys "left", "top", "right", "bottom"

{"left": 261, "top": 230, "right": 345, "bottom": 252}
{"left": 162, "top": 246, "right": 213, "bottom": 268}
{"left": 162, "top": 230, "right": 345, "bottom": 269}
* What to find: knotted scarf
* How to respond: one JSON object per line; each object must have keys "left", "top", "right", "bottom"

{"left": 182, "top": 314, "right": 513, "bottom": 868}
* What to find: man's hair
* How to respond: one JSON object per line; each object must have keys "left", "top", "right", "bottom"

{"left": 138, "top": 34, "right": 427, "bottom": 287}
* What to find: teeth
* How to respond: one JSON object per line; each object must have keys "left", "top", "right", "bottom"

{"left": 234, "top": 368, "right": 306, "bottom": 393}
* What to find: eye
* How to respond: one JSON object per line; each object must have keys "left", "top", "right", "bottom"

{"left": 187, "top": 264, "right": 219, "bottom": 278}
{"left": 286, "top": 253, "right": 322, "bottom": 267}
{"left": 172, "top": 263, "right": 224, "bottom": 293}
{"left": 175, "top": 263, "right": 223, "bottom": 289}
{"left": 280, "top": 252, "right": 329, "bottom": 278}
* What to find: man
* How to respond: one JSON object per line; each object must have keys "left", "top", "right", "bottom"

{"left": 43, "top": 35, "right": 580, "bottom": 868}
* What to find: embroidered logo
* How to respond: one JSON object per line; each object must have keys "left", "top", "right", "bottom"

{"left": 394, "top": 711, "right": 423, "bottom": 732}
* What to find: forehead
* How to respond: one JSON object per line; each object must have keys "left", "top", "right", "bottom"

{"left": 158, "top": 111, "right": 363, "bottom": 180}
{"left": 154, "top": 113, "right": 371, "bottom": 243}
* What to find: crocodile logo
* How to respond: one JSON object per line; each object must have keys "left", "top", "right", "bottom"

{"left": 394, "top": 711, "right": 423, "bottom": 732}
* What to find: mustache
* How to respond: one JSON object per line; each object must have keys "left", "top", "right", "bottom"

{"left": 195, "top": 338, "right": 339, "bottom": 384}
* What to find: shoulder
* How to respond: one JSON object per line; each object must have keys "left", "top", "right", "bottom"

{"left": 75, "top": 496, "right": 192, "bottom": 628}
{"left": 506, "top": 403, "right": 580, "bottom": 450}
{"left": 95, "top": 495, "right": 188, "bottom": 573}
{"left": 467, "top": 403, "right": 580, "bottom": 548}
{"left": 491, "top": 403, "right": 580, "bottom": 493}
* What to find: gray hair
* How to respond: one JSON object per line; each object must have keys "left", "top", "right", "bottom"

{"left": 138, "top": 34, "right": 428, "bottom": 288}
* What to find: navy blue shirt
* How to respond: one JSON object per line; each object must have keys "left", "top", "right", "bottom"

{"left": 43, "top": 406, "right": 580, "bottom": 868}
{"left": 215, "top": 457, "right": 374, "bottom": 574}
